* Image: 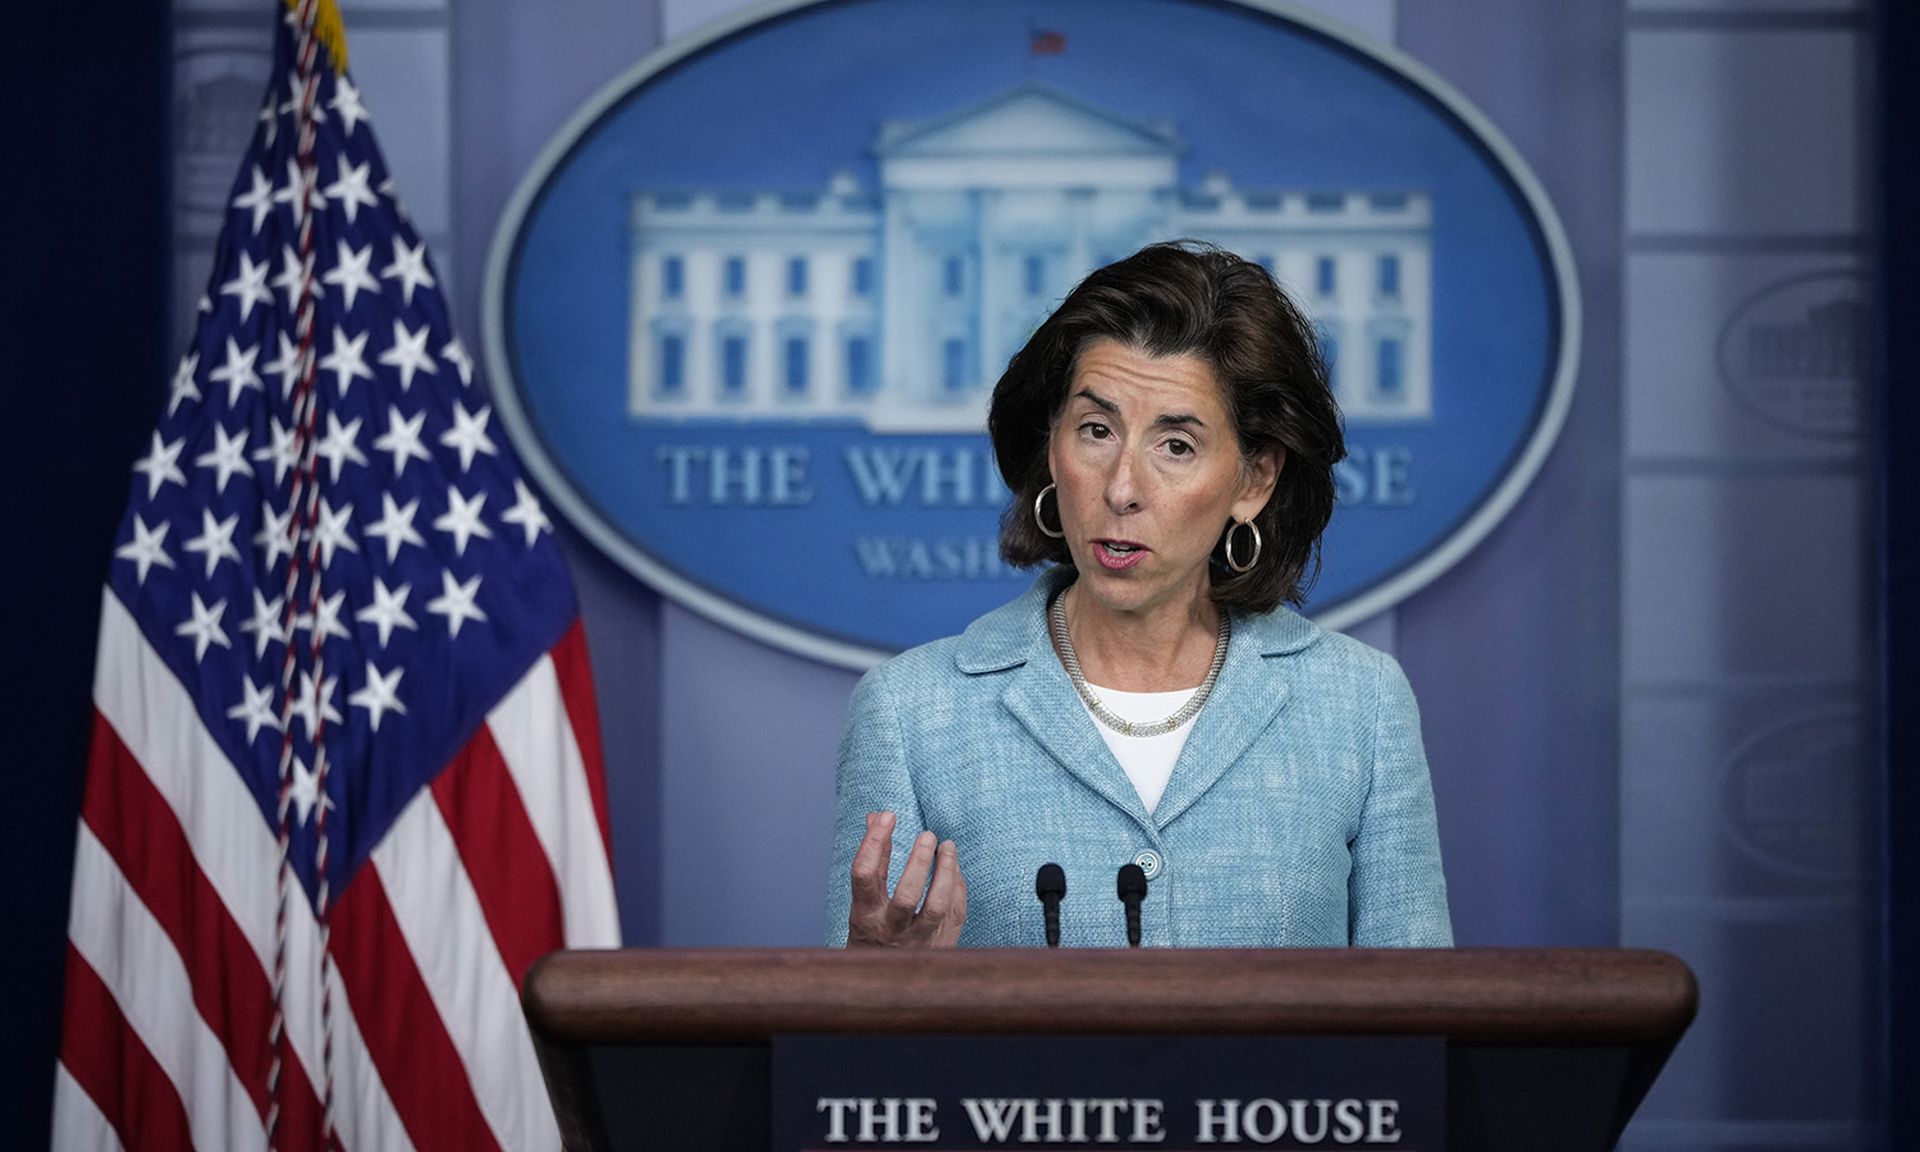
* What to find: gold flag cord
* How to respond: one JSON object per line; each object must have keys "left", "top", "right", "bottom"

{"left": 280, "top": 0, "right": 347, "bottom": 71}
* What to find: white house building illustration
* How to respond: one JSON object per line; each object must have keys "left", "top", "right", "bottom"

{"left": 627, "top": 85, "right": 1433, "bottom": 431}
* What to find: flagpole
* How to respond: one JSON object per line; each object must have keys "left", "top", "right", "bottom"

{"left": 268, "top": 1, "right": 338, "bottom": 1146}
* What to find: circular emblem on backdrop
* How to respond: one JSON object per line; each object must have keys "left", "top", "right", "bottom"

{"left": 484, "top": 0, "right": 1581, "bottom": 668}
{"left": 1719, "top": 709, "right": 1868, "bottom": 884}
{"left": 1716, "top": 270, "right": 1869, "bottom": 440}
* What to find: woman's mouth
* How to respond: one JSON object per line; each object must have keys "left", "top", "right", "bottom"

{"left": 1092, "top": 540, "right": 1148, "bottom": 571}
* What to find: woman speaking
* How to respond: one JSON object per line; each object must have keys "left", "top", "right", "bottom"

{"left": 827, "top": 242, "right": 1450, "bottom": 949}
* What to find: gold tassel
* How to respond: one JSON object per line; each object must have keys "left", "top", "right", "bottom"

{"left": 281, "top": 0, "right": 349, "bottom": 73}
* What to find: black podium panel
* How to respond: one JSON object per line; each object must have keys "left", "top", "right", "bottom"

{"left": 575, "top": 1038, "right": 1655, "bottom": 1151}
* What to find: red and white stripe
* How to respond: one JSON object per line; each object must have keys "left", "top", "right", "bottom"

{"left": 56, "top": 588, "right": 620, "bottom": 1150}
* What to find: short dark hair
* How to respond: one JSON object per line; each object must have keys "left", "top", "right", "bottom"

{"left": 988, "top": 240, "right": 1345, "bottom": 614}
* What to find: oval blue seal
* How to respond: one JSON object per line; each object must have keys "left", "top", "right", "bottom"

{"left": 484, "top": 0, "right": 1581, "bottom": 668}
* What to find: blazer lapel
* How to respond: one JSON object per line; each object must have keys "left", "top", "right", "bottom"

{"left": 999, "top": 639, "right": 1157, "bottom": 832}
{"left": 959, "top": 570, "right": 1156, "bottom": 831}
{"left": 1150, "top": 609, "right": 1307, "bottom": 829}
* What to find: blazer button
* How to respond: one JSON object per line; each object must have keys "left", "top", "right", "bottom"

{"left": 1132, "top": 848, "right": 1163, "bottom": 881}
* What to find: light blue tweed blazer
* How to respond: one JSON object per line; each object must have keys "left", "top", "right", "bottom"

{"left": 825, "top": 570, "right": 1452, "bottom": 948}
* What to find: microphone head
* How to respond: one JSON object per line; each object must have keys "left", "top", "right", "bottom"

{"left": 1035, "top": 862, "right": 1067, "bottom": 900}
{"left": 1116, "top": 862, "right": 1148, "bottom": 900}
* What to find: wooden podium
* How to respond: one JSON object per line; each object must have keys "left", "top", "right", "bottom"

{"left": 523, "top": 948, "right": 1696, "bottom": 1151}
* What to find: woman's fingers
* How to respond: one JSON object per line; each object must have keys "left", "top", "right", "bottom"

{"left": 916, "top": 840, "right": 967, "bottom": 947}
{"left": 848, "top": 811, "right": 895, "bottom": 910}
{"left": 885, "top": 831, "right": 939, "bottom": 931}
{"left": 945, "top": 849, "right": 969, "bottom": 945}
{"left": 845, "top": 814, "right": 966, "bottom": 947}
{"left": 847, "top": 812, "right": 897, "bottom": 945}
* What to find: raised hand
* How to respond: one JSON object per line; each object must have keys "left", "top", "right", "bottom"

{"left": 846, "top": 811, "right": 967, "bottom": 948}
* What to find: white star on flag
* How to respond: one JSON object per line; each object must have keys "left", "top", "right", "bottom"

{"left": 273, "top": 156, "right": 326, "bottom": 215}
{"left": 194, "top": 424, "right": 255, "bottom": 494}
{"left": 365, "top": 492, "right": 426, "bottom": 562}
{"left": 292, "top": 588, "right": 352, "bottom": 644}
{"left": 253, "top": 417, "right": 300, "bottom": 485}
{"left": 272, "top": 243, "right": 316, "bottom": 310}
{"left": 132, "top": 432, "right": 187, "bottom": 500}
{"left": 328, "top": 74, "right": 369, "bottom": 136}
{"left": 182, "top": 509, "right": 242, "bottom": 579}
{"left": 289, "top": 670, "right": 343, "bottom": 741}
{"left": 253, "top": 502, "right": 294, "bottom": 570}
{"left": 232, "top": 166, "right": 276, "bottom": 235}
{"left": 219, "top": 249, "right": 274, "bottom": 322}
{"left": 426, "top": 569, "right": 487, "bottom": 638}
{"left": 501, "top": 479, "right": 552, "bottom": 547}
{"left": 441, "top": 336, "right": 474, "bottom": 386}
{"left": 114, "top": 514, "right": 175, "bottom": 584}
{"left": 380, "top": 237, "right": 435, "bottom": 306}
{"left": 239, "top": 588, "right": 289, "bottom": 660}
{"left": 440, "top": 403, "right": 499, "bottom": 472}
{"left": 373, "top": 405, "right": 432, "bottom": 476}
{"left": 284, "top": 755, "right": 334, "bottom": 826}
{"left": 314, "top": 411, "right": 369, "bottom": 481}
{"left": 227, "top": 676, "right": 282, "bottom": 743}
{"left": 349, "top": 661, "right": 407, "bottom": 731}
{"left": 322, "top": 240, "right": 380, "bottom": 311}
{"left": 378, "top": 319, "right": 437, "bottom": 391}
{"left": 312, "top": 499, "right": 360, "bottom": 567}
{"left": 319, "top": 324, "right": 374, "bottom": 394}
{"left": 209, "top": 337, "right": 266, "bottom": 407}
{"left": 256, "top": 96, "right": 278, "bottom": 149}
{"left": 175, "top": 592, "right": 232, "bottom": 662}
{"left": 355, "top": 578, "right": 418, "bottom": 647}
{"left": 433, "top": 486, "right": 492, "bottom": 555}
{"left": 324, "top": 157, "right": 380, "bottom": 225}
{"left": 278, "top": 73, "right": 328, "bottom": 123}
{"left": 263, "top": 331, "right": 305, "bottom": 398}
{"left": 168, "top": 351, "right": 201, "bottom": 417}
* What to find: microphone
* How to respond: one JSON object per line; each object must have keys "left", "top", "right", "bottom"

{"left": 1035, "top": 863, "right": 1066, "bottom": 948}
{"left": 1116, "top": 863, "right": 1147, "bottom": 947}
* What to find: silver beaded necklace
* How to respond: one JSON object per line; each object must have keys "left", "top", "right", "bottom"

{"left": 1049, "top": 588, "right": 1231, "bottom": 738}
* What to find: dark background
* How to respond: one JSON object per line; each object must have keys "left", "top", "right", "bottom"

{"left": 1, "top": 2, "right": 172, "bottom": 1145}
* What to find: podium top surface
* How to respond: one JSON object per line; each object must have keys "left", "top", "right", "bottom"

{"left": 523, "top": 947, "right": 1697, "bottom": 1046}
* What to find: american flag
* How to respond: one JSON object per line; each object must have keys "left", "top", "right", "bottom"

{"left": 54, "top": 2, "right": 620, "bottom": 1148}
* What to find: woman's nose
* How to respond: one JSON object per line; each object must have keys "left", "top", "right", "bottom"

{"left": 1104, "top": 449, "right": 1141, "bottom": 513}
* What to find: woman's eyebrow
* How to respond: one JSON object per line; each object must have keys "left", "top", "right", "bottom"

{"left": 1072, "top": 387, "right": 1119, "bottom": 414}
{"left": 1073, "top": 388, "right": 1206, "bottom": 428}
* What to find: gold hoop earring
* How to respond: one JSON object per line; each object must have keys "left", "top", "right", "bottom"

{"left": 1033, "top": 483, "right": 1065, "bottom": 539}
{"left": 1224, "top": 518, "right": 1262, "bottom": 574}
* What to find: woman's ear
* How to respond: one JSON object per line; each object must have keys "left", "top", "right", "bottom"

{"left": 1234, "top": 445, "right": 1284, "bottom": 521}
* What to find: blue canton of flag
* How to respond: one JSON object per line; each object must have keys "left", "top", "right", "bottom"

{"left": 126, "top": 0, "right": 566, "bottom": 927}
{"left": 59, "top": 4, "right": 620, "bottom": 1150}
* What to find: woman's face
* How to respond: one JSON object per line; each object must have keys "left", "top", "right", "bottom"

{"left": 1046, "top": 338, "right": 1280, "bottom": 621}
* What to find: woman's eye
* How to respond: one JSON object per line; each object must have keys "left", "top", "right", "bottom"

{"left": 1165, "top": 438, "right": 1194, "bottom": 456}
{"left": 1080, "top": 421, "right": 1112, "bottom": 440}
